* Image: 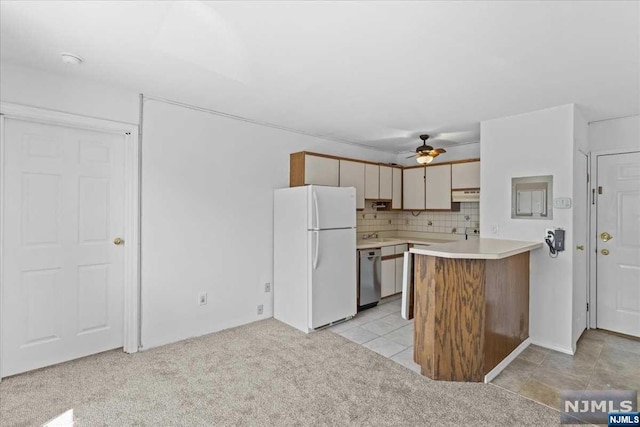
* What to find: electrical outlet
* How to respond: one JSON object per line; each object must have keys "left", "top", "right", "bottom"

{"left": 257, "top": 304, "right": 264, "bottom": 315}
{"left": 492, "top": 225, "right": 499, "bottom": 234}
{"left": 264, "top": 282, "right": 271, "bottom": 293}
{"left": 545, "top": 228, "right": 555, "bottom": 239}
{"left": 198, "top": 293, "right": 207, "bottom": 306}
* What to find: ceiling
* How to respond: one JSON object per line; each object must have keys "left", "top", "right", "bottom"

{"left": 1, "top": 1, "right": 638, "bottom": 153}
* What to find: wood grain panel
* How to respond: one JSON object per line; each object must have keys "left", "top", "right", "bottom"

{"left": 413, "top": 254, "right": 433, "bottom": 369}
{"left": 414, "top": 256, "right": 485, "bottom": 381}
{"left": 413, "top": 252, "right": 530, "bottom": 382}
{"left": 289, "top": 152, "right": 305, "bottom": 187}
{"left": 484, "top": 252, "right": 529, "bottom": 373}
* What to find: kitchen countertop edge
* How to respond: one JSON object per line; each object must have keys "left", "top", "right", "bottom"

{"left": 356, "top": 237, "right": 457, "bottom": 250}
{"left": 408, "top": 238, "right": 543, "bottom": 260}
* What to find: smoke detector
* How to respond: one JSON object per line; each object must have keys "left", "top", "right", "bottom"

{"left": 60, "top": 53, "right": 84, "bottom": 65}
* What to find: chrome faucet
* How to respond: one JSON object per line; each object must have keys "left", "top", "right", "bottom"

{"left": 362, "top": 232, "right": 378, "bottom": 240}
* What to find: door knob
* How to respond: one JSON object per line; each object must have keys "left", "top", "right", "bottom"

{"left": 600, "top": 232, "right": 613, "bottom": 242}
{"left": 576, "top": 245, "right": 585, "bottom": 251}
{"left": 601, "top": 249, "right": 610, "bottom": 256}
{"left": 113, "top": 237, "right": 124, "bottom": 246}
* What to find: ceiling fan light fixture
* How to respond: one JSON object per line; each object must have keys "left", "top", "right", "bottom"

{"left": 416, "top": 154, "right": 433, "bottom": 164}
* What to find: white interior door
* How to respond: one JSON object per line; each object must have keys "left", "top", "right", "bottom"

{"left": 2, "top": 118, "right": 126, "bottom": 376}
{"left": 596, "top": 152, "right": 640, "bottom": 337}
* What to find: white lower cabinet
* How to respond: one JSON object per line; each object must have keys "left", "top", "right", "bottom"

{"left": 381, "top": 246, "right": 396, "bottom": 298}
{"left": 381, "top": 244, "right": 409, "bottom": 297}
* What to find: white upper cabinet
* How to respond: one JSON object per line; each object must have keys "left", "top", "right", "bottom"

{"left": 364, "top": 164, "right": 380, "bottom": 199}
{"left": 304, "top": 155, "right": 339, "bottom": 186}
{"left": 452, "top": 161, "right": 480, "bottom": 189}
{"left": 379, "top": 166, "right": 393, "bottom": 200}
{"left": 425, "top": 164, "right": 452, "bottom": 210}
{"left": 403, "top": 167, "right": 425, "bottom": 210}
{"left": 392, "top": 167, "right": 402, "bottom": 209}
{"left": 339, "top": 160, "right": 365, "bottom": 210}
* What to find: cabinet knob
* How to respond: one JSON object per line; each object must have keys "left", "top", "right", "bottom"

{"left": 113, "top": 237, "right": 124, "bottom": 246}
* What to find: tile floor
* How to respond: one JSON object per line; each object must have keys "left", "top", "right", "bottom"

{"left": 328, "top": 295, "right": 421, "bottom": 373}
{"left": 492, "top": 328, "right": 640, "bottom": 410}
{"left": 330, "top": 296, "right": 640, "bottom": 413}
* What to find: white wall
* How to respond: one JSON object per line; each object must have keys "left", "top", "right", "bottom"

{"left": 0, "top": 65, "right": 396, "bottom": 349}
{"left": 589, "top": 115, "right": 640, "bottom": 153}
{"left": 480, "top": 104, "right": 577, "bottom": 353}
{"left": 140, "top": 99, "right": 396, "bottom": 348}
{"left": 572, "top": 108, "right": 589, "bottom": 350}
{"left": 0, "top": 64, "right": 138, "bottom": 124}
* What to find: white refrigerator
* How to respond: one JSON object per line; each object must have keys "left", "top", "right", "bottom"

{"left": 274, "top": 185, "right": 357, "bottom": 333}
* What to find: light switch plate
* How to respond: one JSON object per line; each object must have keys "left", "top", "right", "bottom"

{"left": 553, "top": 197, "right": 572, "bottom": 209}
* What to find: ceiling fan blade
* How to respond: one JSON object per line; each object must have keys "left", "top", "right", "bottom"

{"left": 406, "top": 155, "right": 416, "bottom": 159}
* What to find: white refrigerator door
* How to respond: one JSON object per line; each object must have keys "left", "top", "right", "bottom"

{"left": 309, "top": 228, "right": 356, "bottom": 328}
{"left": 308, "top": 185, "right": 356, "bottom": 230}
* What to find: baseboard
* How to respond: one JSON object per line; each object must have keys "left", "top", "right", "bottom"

{"left": 484, "top": 338, "right": 531, "bottom": 384}
{"left": 530, "top": 339, "right": 574, "bottom": 355}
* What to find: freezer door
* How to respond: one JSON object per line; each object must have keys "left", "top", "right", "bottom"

{"left": 308, "top": 185, "right": 356, "bottom": 230}
{"left": 309, "top": 228, "right": 356, "bottom": 328}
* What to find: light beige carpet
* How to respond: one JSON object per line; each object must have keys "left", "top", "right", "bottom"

{"left": 0, "top": 319, "right": 559, "bottom": 426}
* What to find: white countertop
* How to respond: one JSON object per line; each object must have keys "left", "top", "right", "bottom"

{"left": 356, "top": 237, "right": 455, "bottom": 250}
{"left": 409, "top": 238, "right": 543, "bottom": 260}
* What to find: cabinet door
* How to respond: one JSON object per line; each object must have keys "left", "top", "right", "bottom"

{"left": 392, "top": 167, "right": 402, "bottom": 209}
{"left": 305, "top": 155, "right": 339, "bottom": 186}
{"left": 403, "top": 167, "right": 425, "bottom": 210}
{"left": 381, "top": 246, "right": 395, "bottom": 298}
{"left": 425, "top": 164, "right": 451, "bottom": 210}
{"left": 364, "top": 164, "right": 380, "bottom": 199}
{"left": 394, "top": 245, "right": 408, "bottom": 293}
{"left": 379, "top": 166, "right": 392, "bottom": 200}
{"left": 339, "top": 160, "right": 365, "bottom": 210}
{"left": 452, "top": 161, "right": 480, "bottom": 189}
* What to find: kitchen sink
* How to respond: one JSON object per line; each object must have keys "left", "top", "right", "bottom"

{"left": 362, "top": 238, "right": 398, "bottom": 243}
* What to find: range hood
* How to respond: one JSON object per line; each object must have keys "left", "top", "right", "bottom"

{"left": 452, "top": 189, "right": 480, "bottom": 202}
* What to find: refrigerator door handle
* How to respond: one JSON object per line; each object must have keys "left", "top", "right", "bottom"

{"left": 312, "top": 189, "right": 320, "bottom": 230}
{"left": 312, "top": 231, "right": 320, "bottom": 270}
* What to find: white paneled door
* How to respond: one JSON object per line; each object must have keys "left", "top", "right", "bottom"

{"left": 596, "top": 152, "right": 640, "bottom": 337}
{"left": 2, "top": 118, "right": 126, "bottom": 376}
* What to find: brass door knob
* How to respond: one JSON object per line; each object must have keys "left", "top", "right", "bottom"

{"left": 113, "top": 237, "right": 124, "bottom": 246}
{"left": 576, "top": 245, "right": 585, "bottom": 251}
{"left": 600, "top": 232, "right": 613, "bottom": 242}
{"left": 601, "top": 249, "right": 610, "bottom": 256}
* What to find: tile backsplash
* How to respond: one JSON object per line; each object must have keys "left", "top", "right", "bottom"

{"left": 356, "top": 202, "right": 480, "bottom": 236}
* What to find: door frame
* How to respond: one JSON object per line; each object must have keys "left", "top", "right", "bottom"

{"left": 588, "top": 148, "right": 640, "bottom": 329}
{"left": 0, "top": 102, "right": 140, "bottom": 379}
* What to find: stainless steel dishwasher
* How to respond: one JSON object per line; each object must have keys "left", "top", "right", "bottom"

{"left": 358, "top": 249, "right": 381, "bottom": 311}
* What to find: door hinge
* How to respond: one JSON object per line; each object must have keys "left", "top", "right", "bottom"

{"left": 586, "top": 302, "right": 589, "bottom": 312}
{"left": 587, "top": 172, "right": 590, "bottom": 183}
{"left": 598, "top": 186, "right": 603, "bottom": 195}
{"left": 592, "top": 188, "right": 595, "bottom": 205}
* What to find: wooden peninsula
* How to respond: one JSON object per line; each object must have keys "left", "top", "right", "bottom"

{"left": 409, "top": 238, "right": 542, "bottom": 382}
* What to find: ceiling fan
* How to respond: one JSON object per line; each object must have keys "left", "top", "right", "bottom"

{"left": 407, "top": 134, "right": 446, "bottom": 164}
